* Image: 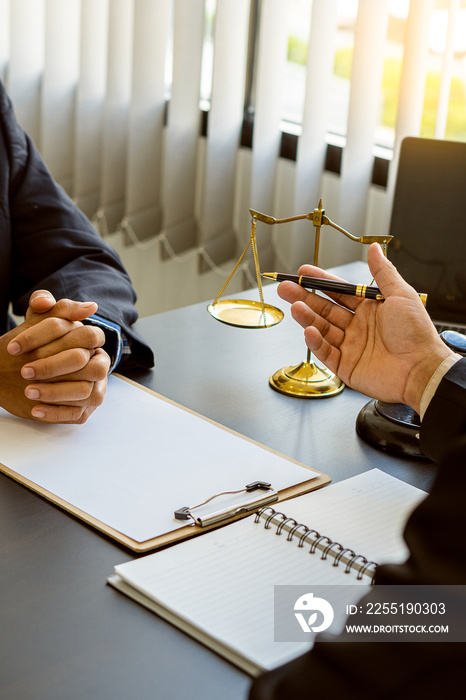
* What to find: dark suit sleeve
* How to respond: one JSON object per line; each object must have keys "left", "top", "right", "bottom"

{"left": 0, "top": 82, "right": 154, "bottom": 369}
{"left": 420, "top": 357, "right": 466, "bottom": 463}
{"left": 249, "top": 364, "right": 466, "bottom": 699}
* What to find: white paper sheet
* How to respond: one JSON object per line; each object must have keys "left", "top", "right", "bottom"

{"left": 0, "top": 376, "right": 317, "bottom": 542}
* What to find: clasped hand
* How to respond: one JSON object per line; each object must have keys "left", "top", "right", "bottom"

{"left": 0, "top": 291, "right": 110, "bottom": 424}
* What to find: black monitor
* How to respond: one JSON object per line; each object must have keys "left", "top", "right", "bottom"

{"left": 388, "top": 136, "right": 466, "bottom": 325}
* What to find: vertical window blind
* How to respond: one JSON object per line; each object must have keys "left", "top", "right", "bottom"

{"left": 198, "top": 0, "right": 250, "bottom": 267}
{"left": 338, "top": 0, "right": 389, "bottom": 262}
{"left": 289, "top": 0, "right": 337, "bottom": 271}
{"left": 1, "top": 0, "right": 461, "bottom": 314}
{"left": 385, "top": 0, "right": 436, "bottom": 216}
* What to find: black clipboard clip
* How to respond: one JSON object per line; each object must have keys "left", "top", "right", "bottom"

{"left": 174, "top": 481, "right": 278, "bottom": 527}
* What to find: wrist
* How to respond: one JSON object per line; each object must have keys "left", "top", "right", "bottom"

{"left": 404, "top": 347, "right": 457, "bottom": 415}
{"left": 418, "top": 353, "right": 463, "bottom": 418}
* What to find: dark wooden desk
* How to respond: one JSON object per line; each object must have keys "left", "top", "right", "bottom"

{"left": 0, "top": 264, "right": 437, "bottom": 700}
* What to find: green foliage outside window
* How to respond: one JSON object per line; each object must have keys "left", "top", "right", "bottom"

{"left": 288, "top": 38, "right": 466, "bottom": 143}
{"left": 288, "top": 35, "right": 308, "bottom": 66}
{"left": 334, "top": 46, "right": 466, "bottom": 142}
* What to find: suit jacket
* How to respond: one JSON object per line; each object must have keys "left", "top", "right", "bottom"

{"left": 0, "top": 82, "right": 153, "bottom": 369}
{"left": 249, "top": 357, "right": 466, "bottom": 699}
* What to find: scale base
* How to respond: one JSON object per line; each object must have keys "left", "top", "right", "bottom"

{"left": 356, "top": 399, "right": 428, "bottom": 460}
{"left": 269, "top": 361, "right": 345, "bottom": 398}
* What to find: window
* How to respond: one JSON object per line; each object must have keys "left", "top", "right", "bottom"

{"left": 275, "top": 0, "right": 466, "bottom": 148}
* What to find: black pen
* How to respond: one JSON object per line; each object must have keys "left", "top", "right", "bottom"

{"left": 262, "top": 272, "right": 427, "bottom": 305}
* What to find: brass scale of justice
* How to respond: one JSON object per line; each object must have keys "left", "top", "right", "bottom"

{"left": 207, "top": 199, "right": 393, "bottom": 398}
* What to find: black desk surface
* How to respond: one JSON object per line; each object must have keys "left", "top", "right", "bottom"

{"left": 0, "top": 264, "right": 437, "bottom": 700}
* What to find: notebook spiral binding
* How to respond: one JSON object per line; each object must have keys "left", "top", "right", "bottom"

{"left": 255, "top": 506, "right": 377, "bottom": 583}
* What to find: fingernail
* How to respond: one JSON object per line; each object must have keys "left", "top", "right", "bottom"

{"left": 21, "top": 367, "right": 35, "bottom": 379}
{"left": 25, "top": 388, "right": 40, "bottom": 399}
{"left": 79, "top": 302, "right": 96, "bottom": 308}
{"left": 7, "top": 341, "right": 21, "bottom": 355}
{"left": 32, "top": 408, "right": 45, "bottom": 418}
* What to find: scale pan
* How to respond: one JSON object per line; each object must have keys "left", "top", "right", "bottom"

{"left": 207, "top": 299, "right": 283, "bottom": 328}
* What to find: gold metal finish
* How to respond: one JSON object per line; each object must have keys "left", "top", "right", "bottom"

{"left": 207, "top": 299, "right": 284, "bottom": 328}
{"left": 259, "top": 198, "right": 394, "bottom": 398}
{"left": 313, "top": 202, "right": 322, "bottom": 268}
{"left": 321, "top": 215, "right": 393, "bottom": 246}
{"left": 207, "top": 217, "right": 283, "bottom": 328}
{"left": 269, "top": 352, "right": 344, "bottom": 398}
{"left": 208, "top": 198, "right": 393, "bottom": 397}
{"left": 263, "top": 200, "right": 346, "bottom": 398}
{"left": 249, "top": 205, "right": 393, "bottom": 247}
{"left": 248, "top": 210, "right": 277, "bottom": 225}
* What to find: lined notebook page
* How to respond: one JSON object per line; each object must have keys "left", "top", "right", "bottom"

{"left": 112, "top": 470, "right": 426, "bottom": 671}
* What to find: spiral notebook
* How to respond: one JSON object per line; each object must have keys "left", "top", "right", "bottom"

{"left": 108, "top": 469, "right": 426, "bottom": 674}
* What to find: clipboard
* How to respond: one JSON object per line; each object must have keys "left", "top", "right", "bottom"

{"left": 0, "top": 375, "right": 330, "bottom": 552}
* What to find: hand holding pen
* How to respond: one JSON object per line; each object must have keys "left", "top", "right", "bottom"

{"left": 274, "top": 243, "right": 452, "bottom": 415}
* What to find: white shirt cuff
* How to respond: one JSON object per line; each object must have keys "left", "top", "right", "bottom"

{"left": 419, "top": 353, "right": 463, "bottom": 419}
